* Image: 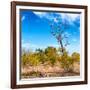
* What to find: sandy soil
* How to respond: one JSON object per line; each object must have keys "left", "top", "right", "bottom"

{"left": 21, "top": 62, "right": 80, "bottom": 78}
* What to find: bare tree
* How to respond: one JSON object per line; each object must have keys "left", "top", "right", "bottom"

{"left": 49, "top": 16, "right": 69, "bottom": 54}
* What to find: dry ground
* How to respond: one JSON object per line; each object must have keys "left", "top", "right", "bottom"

{"left": 21, "top": 62, "right": 80, "bottom": 78}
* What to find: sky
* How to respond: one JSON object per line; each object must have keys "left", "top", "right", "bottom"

{"left": 20, "top": 10, "right": 80, "bottom": 55}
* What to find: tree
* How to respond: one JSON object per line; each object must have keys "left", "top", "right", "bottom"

{"left": 49, "top": 16, "right": 69, "bottom": 54}
{"left": 21, "top": 52, "right": 30, "bottom": 66}
{"left": 35, "top": 48, "right": 47, "bottom": 64}
{"left": 49, "top": 15, "right": 72, "bottom": 71}
{"left": 45, "top": 47, "right": 57, "bottom": 66}
{"left": 71, "top": 52, "right": 80, "bottom": 62}
{"left": 36, "top": 48, "right": 43, "bottom": 53}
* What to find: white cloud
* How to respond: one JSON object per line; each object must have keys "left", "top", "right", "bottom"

{"left": 33, "top": 12, "right": 49, "bottom": 19}
{"left": 33, "top": 11, "right": 55, "bottom": 21}
{"left": 22, "top": 41, "right": 46, "bottom": 51}
{"left": 60, "top": 13, "right": 79, "bottom": 21}
{"left": 22, "top": 42, "right": 37, "bottom": 51}
{"left": 33, "top": 11, "right": 79, "bottom": 23}
{"left": 21, "top": 16, "right": 25, "bottom": 21}
{"left": 33, "top": 12, "right": 46, "bottom": 17}
{"left": 68, "top": 14, "right": 79, "bottom": 21}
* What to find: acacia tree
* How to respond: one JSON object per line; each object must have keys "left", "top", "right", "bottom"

{"left": 49, "top": 15, "right": 72, "bottom": 71}
{"left": 49, "top": 16, "right": 69, "bottom": 54}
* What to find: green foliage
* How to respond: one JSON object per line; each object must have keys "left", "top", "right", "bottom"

{"left": 21, "top": 53, "right": 29, "bottom": 66}
{"left": 36, "top": 48, "right": 47, "bottom": 64}
{"left": 60, "top": 51, "right": 72, "bottom": 71}
{"left": 21, "top": 47, "right": 80, "bottom": 72}
{"left": 72, "top": 52, "right": 80, "bottom": 62}
{"left": 29, "top": 53, "right": 43, "bottom": 66}
{"left": 45, "top": 47, "right": 57, "bottom": 66}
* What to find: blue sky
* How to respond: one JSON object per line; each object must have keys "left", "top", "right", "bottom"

{"left": 20, "top": 10, "right": 80, "bottom": 54}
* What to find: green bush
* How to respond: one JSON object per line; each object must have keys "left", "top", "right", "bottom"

{"left": 21, "top": 47, "right": 80, "bottom": 72}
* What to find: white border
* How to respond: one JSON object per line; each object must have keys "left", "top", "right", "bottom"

{"left": 16, "top": 6, "right": 85, "bottom": 85}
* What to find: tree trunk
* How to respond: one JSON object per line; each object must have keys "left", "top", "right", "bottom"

{"left": 59, "top": 40, "right": 64, "bottom": 54}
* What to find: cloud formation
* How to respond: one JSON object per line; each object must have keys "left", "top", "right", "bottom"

{"left": 33, "top": 11, "right": 80, "bottom": 24}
